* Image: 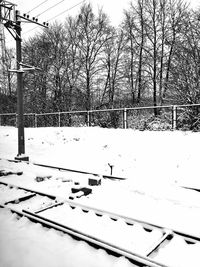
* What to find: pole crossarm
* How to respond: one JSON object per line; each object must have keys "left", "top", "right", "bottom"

{"left": 1, "top": 1, "right": 48, "bottom": 40}
{"left": 18, "top": 13, "right": 48, "bottom": 28}
{"left": 20, "top": 62, "right": 42, "bottom": 71}
{"left": 8, "top": 61, "right": 43, "bottom": 73}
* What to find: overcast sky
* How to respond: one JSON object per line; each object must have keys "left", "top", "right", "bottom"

{"left": 4, "top": 0, "right": 200, "bottom": 47}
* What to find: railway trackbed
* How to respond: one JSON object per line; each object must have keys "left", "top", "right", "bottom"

{"left": 1, "top": 157, "right": 126, "bottom": 180}
{"left": 1, "top": 179, "right": 200, "bottom": 267}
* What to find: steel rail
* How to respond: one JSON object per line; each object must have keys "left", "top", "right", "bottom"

{"left": 1, "top": 180, "right": 200, "bottom": 244}
{"left": 0, "top": 180, "right": 168, "bottom": 237}
{"left": 0, "top": 157, "right": 126, "bottom": 180}
{"left": 1, "top": 158, "right": 200, "bottom": 265}
{"left": 1, "top": 181, "right": 200, "bottom": 266}
{"left": 30, "top": 162, "right": 126, "bottom": 180}
{"left": 0, "top": 180, "right": 57, "bottom": 200}
{"left": 0, "top": 180, "right": 170, "bottom": 233}
{"left": 36, "top": 197, "right": 200, "bottom": 243}
{"left": 0, "top": 204, "right": 169, "bottom": 267}
{"left": 4, "top": 193, "right": 36, "bottom": 205}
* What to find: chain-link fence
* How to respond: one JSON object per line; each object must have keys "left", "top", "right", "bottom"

{"left": 89, "top": 109, "right": 124, "bottom": 128}
{"left": 176, "top": 105, "right": 200, "bottom": 131}
{"left": 1, "top": 104, "right": 200, "bottom": 130}
{"left": 0, "top": 113, "right": 17, "bottom": 127}
{"left": 126, "top": 106, "right": 173, "bottom": 130}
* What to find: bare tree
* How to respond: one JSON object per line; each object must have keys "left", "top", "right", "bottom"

{"left": 161, "top": 0, "right": 188, "bottom": 103}
{"left": 75, "top": 3, "right": 111, "bottom": 110}
{"left": 143, "top": 0, "right": 160, "bottom": 114}
{"left": 64, "top": 16, "right": 83, "bottom": 111}
{"left": 100, "top": 28, "right": 125, "bottom": 108}
{"left": 23, "top": 34, "right": 52, "bottom": 113}
{"left": 169, "top": 9, "right": 200, "bottom": 104}
{"left": 123, "top": 0, "right": 146, "bottom": 104}
{"left": 0, "top": 46, "right": 15, "bottom": 96}
{"left": 19, "top": 0, "right": 200, "bottom": 121}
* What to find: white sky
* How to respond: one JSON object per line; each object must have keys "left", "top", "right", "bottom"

{"left": 5, "top": 0, "right": 131, "bottom": 47}
{"left": 4, "top": 0, "right": 200, "bottom": 47}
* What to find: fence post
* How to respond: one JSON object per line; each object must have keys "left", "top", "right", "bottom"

{"left": 87, "top": 111, "right": 90, "bottom": 127}
{"left": 15, "top": 113, "right": 18, "bottom": 127}
{"left": 123, "top": 108, "right": 127, "bottom": 129}
{"left": 58, "top": 112, "right": 61, "bottom": 127}
{"left": 172, "top": 105, "right": 177, "bottom": 130}
{"left": 34, "top": 114, "right": 37, "bottom": 128}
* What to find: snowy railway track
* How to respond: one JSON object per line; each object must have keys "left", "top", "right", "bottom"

{"left": 1, "top": 157, "right": 126, "bottom": 180}
{"left": 1, "top": 180, "right": 200, "bottom": 267}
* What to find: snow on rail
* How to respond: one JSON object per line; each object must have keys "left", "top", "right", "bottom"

{"left": 1, "top": 180, "right": 200, "bottom": 267}
{"left": 1, "top": 157, "right": 127, "bottom": 180}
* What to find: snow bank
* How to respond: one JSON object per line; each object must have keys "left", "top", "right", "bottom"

{"left": 1, "top": 126, "right": 200, "bottom": 186}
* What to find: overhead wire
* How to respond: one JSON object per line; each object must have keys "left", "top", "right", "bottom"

{"left": 26, "top": 0, "right": 51, "bottom": 14}
{"left": 21, "top": 0, "right": 67, "bottom": 28}
{"left": 35, "top": 0, "right": 66, "bottom": 18}
{"left": 5, "top": 0, "right": 87, "bottom": 46}
{"left": 47, "top": 0, "right": 86, "bottom": 21}
{"left": 22, "top": 0, "right": 86, "bottom": 36}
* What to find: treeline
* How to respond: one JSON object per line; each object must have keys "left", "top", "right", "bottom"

{"left": 1, "top": 0, "right": 200, "bottom": 114}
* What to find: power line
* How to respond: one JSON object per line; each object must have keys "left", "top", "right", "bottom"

{"left": 47, "top": 0, "right": 86, "bottom": 22}
{"left": 23, "top": 0, "right": 86, "bottom": 36}
{"left": 27, "top": 0, "right": 51, "bottom": 14}
{"left": 35, "top": 0, "right": 66, "bottom": 18}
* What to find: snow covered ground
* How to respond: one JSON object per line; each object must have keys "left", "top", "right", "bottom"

{"left": 1, "top": 126, "right": 200, "bottom": 266}
{"left": 1, "top": 126, "right": 200, "bottom": 185}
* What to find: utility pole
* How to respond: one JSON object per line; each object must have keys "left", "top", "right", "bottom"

{"left": 0, "top": 0, "right": 48, "bottom": 161}
{"left": 15, "top": 10, "right": 25, "bottom": 159}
